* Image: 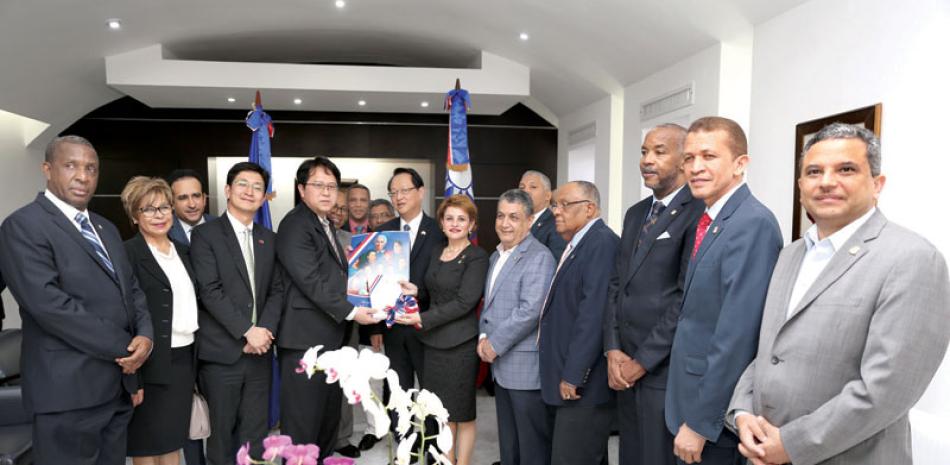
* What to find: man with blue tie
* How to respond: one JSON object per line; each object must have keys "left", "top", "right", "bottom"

{"left": 605, "top": 124, "right": 705, "bottom": 465}
{"left": 0, "top": 135, "right": 154, "bottom": 465}
{"left": 665, "top": 117, "right": 783, "bottom": 465}
{"left": 479, "top": 189, "right": 556, "bottom": 465}
{"left": 167, "top": 169, "right": 215, "bottom": 247}
{"left": 538, "top": 181, "right": 618, "bottom": 465}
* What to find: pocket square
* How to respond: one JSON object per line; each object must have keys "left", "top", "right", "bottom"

{"left": 657, "top": 231, "right": 671, "bottom": 240}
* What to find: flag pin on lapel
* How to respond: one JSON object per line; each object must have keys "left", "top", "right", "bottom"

{"left": 670, "top": 209, "right": 677, "bottom": 216}
{"left": 849, "top": 246, "right": 860, "bottom": 255}
{"left": 712, "top": 226, "right": 719, "bottom": 234}
{"left": 421, "top": 231, "right": 427, "bottom": 236}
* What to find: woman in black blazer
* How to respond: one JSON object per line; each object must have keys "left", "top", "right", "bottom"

{"left": 121, "top": 177, "right": 200, "bottom": 465}
{"left": 396, "top": 194, "right": 488, "bottom": 465}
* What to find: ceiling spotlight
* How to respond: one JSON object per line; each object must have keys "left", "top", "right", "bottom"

{"left": 420, "top": 101, "right": 430, "bottom": 108}
{"left": 226, "top": 97, "right": 236, "bottom": 103}
{"left": 357, "top": 100, "right": 367, "bottom": 107}
{"left": 519, "top": 32, "right": 529, "bottom": 41}
{"left": 107, "top": 19, "right": 122, "bottom": 30}
{"left": 293, "top": 98, "right": 303, "bottom": 105}
{"left": 335, "top": 0, "right": 346, "bottom": 8}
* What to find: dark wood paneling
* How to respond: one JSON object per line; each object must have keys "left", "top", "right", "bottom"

{"left": 64, "top": 97, "right": 557, "bottom": 251}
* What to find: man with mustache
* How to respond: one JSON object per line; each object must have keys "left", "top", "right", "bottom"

{"left": 167, "top": 168, "right": 215, "bottom": 247}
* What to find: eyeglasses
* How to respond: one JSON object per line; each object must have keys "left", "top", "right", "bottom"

{"left": 233, "top": 180, "right": 265, "bottom": 193}
{"left": 388, "top": 187, "right": 418, "bottom": 198}
{"left": 551, "top": 199, "right": 592, "bottom": 211}
{"left": 139, "top": 205, "right": 172, "bottom": 217}
{"left": 332, "top": 205, "right": 347, "bottom": 213}
{"left": 370, "top": 213, "right": 395, "bottom": 221}
{"left": 305, "top": 182, "right": 339, "bottom": 192}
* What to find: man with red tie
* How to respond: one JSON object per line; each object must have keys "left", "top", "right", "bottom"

{"left": 664, "top": 117, "right": 783, "bottom": 465}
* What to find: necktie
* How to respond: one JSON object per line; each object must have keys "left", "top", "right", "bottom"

{"left": 637, "top": 201, "right": 666, "bottom": 250}
{"left": 403, "top": 223, "right": 413, "bottom": 248}
{"left": 691, "top": 213, "right": 713, "bottom": 260}
{"left": 75, "top": 213, "right": 115, "bottom": 278}
{"left": 242, "top": 228, "right": 257, "bottom": 324}
{"left": 537, "top": 242, "right": 574, "bottom": 343}
{"left": 322, "top": 219, "right": 343, "bottom": 265}
{"left": 354, "top": 225, "right": 365, "bottom": 234}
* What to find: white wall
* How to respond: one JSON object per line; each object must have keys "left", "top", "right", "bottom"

{"left": 557, "top": 96, "right": 620, "bottom": 228}
{"left": 750, "top": 0, "right": 950, "bottom": 461}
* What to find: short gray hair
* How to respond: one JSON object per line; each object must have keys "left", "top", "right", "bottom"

{"left": 498, "top": 188, "right": 534, "bottom": 217}
{"left": 45, "top": 135, "right": 96, "bottom": 162}
{"left": 572, "top": 180, "right": 601, "bottom": 208}
{"left": 650, "top": 123, "right": 688, "bottom": 150}
{"left": 369, "top": 198, "right": 395, "bottom": 216}
{"left": 521, "top": 170, "right": 552, "bottom": 192}
{"left": 801, "top": 123, "right": 882, "bottom": 176}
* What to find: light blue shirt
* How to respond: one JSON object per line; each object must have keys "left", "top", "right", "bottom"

{"left": 567, "top": 217, "right": 602, "bottom": 251}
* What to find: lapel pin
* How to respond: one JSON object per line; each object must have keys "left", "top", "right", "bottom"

{"left": 421, "top": 230, "right": 427, "bottom": 236}
{"left": 258, "top": 239, "right": 265, "bottom": 244}
{"left": 849, "top": 246, "right": 860, "bottom": 255}
{"left": 671, "top": 209, "right": 677, "bottom": 216}
{"left": 712, "top": 226, "right": 719, "bottom": 234}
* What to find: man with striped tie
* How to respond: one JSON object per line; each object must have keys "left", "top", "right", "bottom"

{"left": 0, "top": 135, "right": 154, "bottom": 465}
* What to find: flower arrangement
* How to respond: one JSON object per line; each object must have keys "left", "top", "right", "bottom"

{"left": 296, "top": 345, "right": 455, "bottom": 465}
{"left": 236, "top": 435, "right": 354, "bottom": 465}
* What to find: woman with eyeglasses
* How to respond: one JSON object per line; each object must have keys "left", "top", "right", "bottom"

{"left": 121, "top": 176, "right": 200, "bottom": 465}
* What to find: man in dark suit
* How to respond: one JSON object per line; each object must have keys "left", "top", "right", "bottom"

{"left": 604, "top": 124, "right": 705, "bottom": 465}
{"left": 519, "top": 170, "right": 566, "bottom": 260}
{"left": 375, "top": 167, "right": 445, "bottom": 395}
{"left": 0, "top": 135, "right": 154, "bottom": 465}
{"left": 168, "top": 168, "right": 215, "bottom": 247}
{"left": 189, "top": 161, "right": 285, "bottom": 465}
{"left": 275, "top": 157, "right": 377, "bottom": 462}
{"left": 0, "top": 271, "right": 5, "bottom": 331}
{"left": 538, "top": 181, "right": 618, "bottom": 465}
{"left": 665, "top": 117, "right": 782, "bottom": 465}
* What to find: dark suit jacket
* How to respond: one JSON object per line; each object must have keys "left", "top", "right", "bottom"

{"left": 124, "top": 233, "right": 198, "bottom": 385}
{"left": 0, "top": 193, "right": 154, "bottom": 414}
{"left": 169, "top": 214, "right": 214, "bottom": 247}
{"left": 375, "top": 214, "right": 446, "bottom": 334}
{"left": 0, "top": 270, "right": 5, "bottom": 326}
{"left": 539, "top": 219, "right": 619, "bottom": 407}
{"left": 275, "top": 204, "right": 353, "bottom": 351}
{"left": 530, "top": 208, "right": 567, "bottom": 260}
{"left": 665, "top": 184, "right": 782, "bottom": 443}
{"left": 417, "top": 245, "right": 489, "bottom": 349}
{"left": 189, "top": 214, "right": 284, "bottom": 365}
{"left": 604, "top": 187, "right": 705, "bottom": 388}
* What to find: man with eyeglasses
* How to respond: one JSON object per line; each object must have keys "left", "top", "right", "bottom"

{"left": 0, "top": 135, "right": 153, "bottom": 465}
{"left": 374, "top": 167, "right": 445, "bottom": 396}
{"left": 167, "top": 168, "right": 215, "bottom": 247}
{"left": 538, "top": 181, "right": 618, "bottom": 465}
{"left": 275, "top": 157, "right": 379, "bottom": 462}
{"left": 368, "top": 198, "right": 396, "bottom": 231}
{"left": 189, "top": 161, "right": 286, "bottom": 465}
{"left": 330, "top": 187, "right": 349, "bottom": 230}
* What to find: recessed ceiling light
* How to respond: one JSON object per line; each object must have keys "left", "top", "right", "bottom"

{"left": 420, "top": 101, "right": 430, "bottom": 108}
{"left": 335, "top": 0, "right": 346, "bottom": 8}
{"left": 519, "top": 32, "right": 529, "bottom": 41}
{"left": 293, "top": 98, "right": 303, "bottom": 105}
{"left": 357, "top": 100, "right": 367, "bottom": 107}
{"left": 227, "top": 97, "right": 236, "bottom": 103}
{"left": 107, "top": 19, "right": 122, "bottom": 30}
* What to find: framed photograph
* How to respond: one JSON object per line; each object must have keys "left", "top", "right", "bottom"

{"left": 792, "top": 103, "right": 883, "bottom": 239}
{"left": 346, "top": 231, "right": 411, "bottom": 309}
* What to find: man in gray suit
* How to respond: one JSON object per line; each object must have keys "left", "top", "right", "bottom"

{"left": 727, "top": 123, "right": 950, "bottom": 465}
{"left": 479, "top": 189, "right": 556, "bottom": 465}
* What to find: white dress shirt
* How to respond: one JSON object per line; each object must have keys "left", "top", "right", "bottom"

{"left": 182, "top": 216, "right": 206, "bottom": 242}
{"left": 652, "top": 185, "right": 685, "bottom": 211}
{"left": 705, "top": 181, "right": 746, "bottom": 220}
{"left": 786, "top": 207, "right": 877, "bottom": 318}
{"left": 148, "top": 243, "right": 200, "bottom": 347}
{"left": 44, "top": 189, "right": 108, "bottom": 253}
{"left": 488, "top": 241, "right": 517, "bottom": 297}
{"left": 400, "top": 211, "right": 424, "bottom": 248}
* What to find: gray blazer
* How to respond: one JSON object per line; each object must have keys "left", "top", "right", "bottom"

{"left": 727, "top": 210, "right": 950, "bottom": 465}
{"left": 480, "top": 234, "right": 555, "bottom": 391}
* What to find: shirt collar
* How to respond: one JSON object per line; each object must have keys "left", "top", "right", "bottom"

{"left": 349, "top": 218, "right": 369, "bottom": 230}
{"left": 180, "top": 215, "right": 206, "bottom": 233}
{"left": 225, "top": 210, "right": 254, "bottom": 234}
{"left": 705, "top": 180, "right": 746, "bottom": 220}
{"left": 568, "top": 217, "right": 602, "bottom": 249}
{"left": 530, "top": 208, "right": 548, "bottom": 228}
{"left": 44, "top": 188, "right": 87, "bottom": 223}
{"left": 400, "top": 211, "right": 423, "bottom": 231}
{"left": 653, "top": 184, "right": 685, "bottom": 208}
{"left": 804, "top": 207, "right": 877, "bottom": 252}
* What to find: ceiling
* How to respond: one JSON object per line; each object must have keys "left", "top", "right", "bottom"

{"left": 0, "top": 0, "right": 808, "bottom": 142}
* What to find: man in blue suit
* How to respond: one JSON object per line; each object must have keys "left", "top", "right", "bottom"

{"left": 665, "top": 117, "right": 782, "bottom": 465}
{"left": 538, "top": 181, "right": 619, "bottom": 465}
{"left": 0, "top": 135, "right": 154, "bottom": 465}
{"left": 168, "top": 168, "right": 215, "bottom": 247}
{"left": 479, "top": 189, "right": 556, "bottom": 465}
{"left": 519, "top": 170, "right": 566, "bottom": 260}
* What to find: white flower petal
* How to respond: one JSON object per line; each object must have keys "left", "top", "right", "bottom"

{"left": 395, "top": 432, "right": 417, "bottom": 465}
{"left": 436, "top": 422, "right": 453, "bottom": 451}
{"left": 428, "top": 445, "right": 453, "bottom": 465}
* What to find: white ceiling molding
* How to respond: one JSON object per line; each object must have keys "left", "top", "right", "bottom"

{"left": 106, "top": 45, "right": 530, "bottom": 115}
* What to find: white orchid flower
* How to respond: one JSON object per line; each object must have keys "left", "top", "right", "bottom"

{"left": 395, "top": 432, "right": 417, "bottom": 465}
{"left": 428, "top": 445, "right": 453, "bottom": 465}
{"left": 385, "top": 369, "right": 416, "bottom": 437}
{"left": 316, "top": 346, "right": 358, "bottom": 383}
{"left": 413, "top": 389, "right": 450, "bottom": 424}
{"left": 295, "top": 345, "right": 324, "bottom": 379}
{"left": 358, "top": 348, "right": 390, "bottom": 379}
{"left": 436, "top": 420, "right": 453, "bottom": 451}
{"left": 361, "top": 393, "right": 391, "bottom": 439}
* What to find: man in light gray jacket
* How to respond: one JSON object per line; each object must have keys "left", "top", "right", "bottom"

{"left": 727, "top": 123, "right": 950, "bottom": 465}
{"left": 478, "top": 189, "right": 556, "bottom": 465}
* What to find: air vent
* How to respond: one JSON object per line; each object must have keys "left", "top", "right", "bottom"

{"left": 641, "top": 84, "right": 694, "bottom": 120}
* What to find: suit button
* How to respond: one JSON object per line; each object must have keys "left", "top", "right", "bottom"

{"left": 770, "top": 356, "right": 780, "bottom": 365}
{"left": 163, "top": 288, "right": 170, "bottom": 292}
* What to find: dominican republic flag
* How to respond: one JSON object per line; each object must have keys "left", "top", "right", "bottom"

{"left": 247, "top": 90, "right": 275, "bottom": 230}
{"left": 444, "top": 87, "right": 475, "bottom": 202}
